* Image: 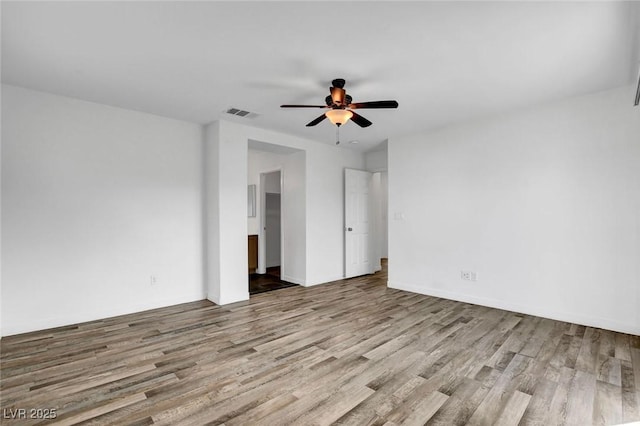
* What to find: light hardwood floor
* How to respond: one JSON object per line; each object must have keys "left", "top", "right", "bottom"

{"left": 1, "top": 262, "right": 639, "bottom": 425}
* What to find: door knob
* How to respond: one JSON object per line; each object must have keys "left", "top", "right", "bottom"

{"left": 347, "top": 227, "right": 353, "bottom": 231}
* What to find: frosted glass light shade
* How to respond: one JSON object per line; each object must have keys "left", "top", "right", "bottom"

{"left": 325, "top": 109, "right": 353, "bottom": 126}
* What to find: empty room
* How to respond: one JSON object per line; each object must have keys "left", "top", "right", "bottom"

{"left": 1, "top": 1, "right": 639, "bottom": 425}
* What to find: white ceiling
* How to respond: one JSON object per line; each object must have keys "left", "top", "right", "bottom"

{"left": 2, "top": 1, "right": 638, "bottom": 152}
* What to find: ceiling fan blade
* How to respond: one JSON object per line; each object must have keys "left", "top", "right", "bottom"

{"left": 281, "top": 104, "right": 328, "bottom": 108}
{"left": 349, "top": 100, "right": 399, "bottom": 109}
{"left": 306, "top": 114, "right": 328, "bottom": 127}
{"left": 350, "top": 111, "right": 372, "bottom": 128}
{"left": 330, "top": 87, "right": 346, "bottom": 105}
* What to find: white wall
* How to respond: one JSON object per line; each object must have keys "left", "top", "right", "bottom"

{"left": 247, "top": 150, "right": 287, "bottom": 236}
{"left": 203, "top": 122, "right": 221, "bottom": 303}
{"left": 0, "top": 83, "right": 3, "bottom": 338}
{"left": 282, "top": 150, "right": 306, "bottom": 284}
{"left": 264, "top": 171, "right": 281, "bottom": 194}
{"left": 204, "top": 120, "right": 249, "bottom": 305}
{"left": 371, "top": 173, "right": 383, "bottom": 272}
{"left": 1, "top": 85, "right": 205, "bottom": 336}
{"left": 366, "top": 149, "right": 389, "bottom": 262}
{"left": 370, "top": 171, "right": 389, "bottom": 264}
{"left": 389, "top": 85, "right": 640, "bottom": 335}
{"left": 380, "top": 171, "right": 388, "bottom": 259}
{"left": 366, "top": 148, "right": 388, "bottom": 172}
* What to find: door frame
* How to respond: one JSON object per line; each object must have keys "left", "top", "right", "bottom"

{"left": 258, "top": 168, "right": 284, "bottom": 276}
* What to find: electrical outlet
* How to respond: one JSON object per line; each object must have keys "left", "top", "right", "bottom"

{"left": 150, "top": 275, "right": 157, "bottom": 286}
{"left": 461, "top": 270, "right": 478, "bottom": 281}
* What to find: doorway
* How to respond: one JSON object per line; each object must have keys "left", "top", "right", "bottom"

{"left": 249, "top": 169, "right": 296, "bottom": 294}
{"left": 247, "top": 141, "right": 305, "bottom": 293}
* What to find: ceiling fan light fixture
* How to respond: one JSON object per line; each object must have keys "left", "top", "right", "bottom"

{"left": 281, "top": 79, "right": 398, "bottom": 128}
{"left": 325, "top": 109, "right": 353, "bottom": 126}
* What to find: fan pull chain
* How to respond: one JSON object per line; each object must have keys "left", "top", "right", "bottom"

{"left": 335, "top": 126, "right": 340, "bottom": 145}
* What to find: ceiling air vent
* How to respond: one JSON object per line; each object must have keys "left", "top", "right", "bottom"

{"left": 225, "top": 108, "right": 258, "bottom": 119}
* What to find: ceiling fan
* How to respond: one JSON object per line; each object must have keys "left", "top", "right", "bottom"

{"left": 280, "top": 78, "right": 399, "bottom": 128}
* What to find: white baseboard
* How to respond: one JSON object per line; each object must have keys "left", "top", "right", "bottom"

{"left": 388, "top": 280, "right": 640, "bottom": 336}
{"left": 2, "top": 291, "right": 206, "bottom": 337}
{"left": 303, "top": 274, "right": 346, "bottom": 287}
{"left": 208, "top": 292, "right": 250, "bottom": 306}
{"left": 282, "top": 274, "right": 305, "bottom": 286}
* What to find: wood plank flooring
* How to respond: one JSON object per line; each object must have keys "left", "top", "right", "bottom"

{"left": 1, "top": 262, "right": 639, "bottom": 425}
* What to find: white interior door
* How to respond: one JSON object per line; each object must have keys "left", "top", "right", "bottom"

{"left": 345, "top": 168, "right": 373, "bottom": 278}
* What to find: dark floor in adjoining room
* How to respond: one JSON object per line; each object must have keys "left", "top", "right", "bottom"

{"left": 249, "top": 266, "right": 298, "bottom": 295}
